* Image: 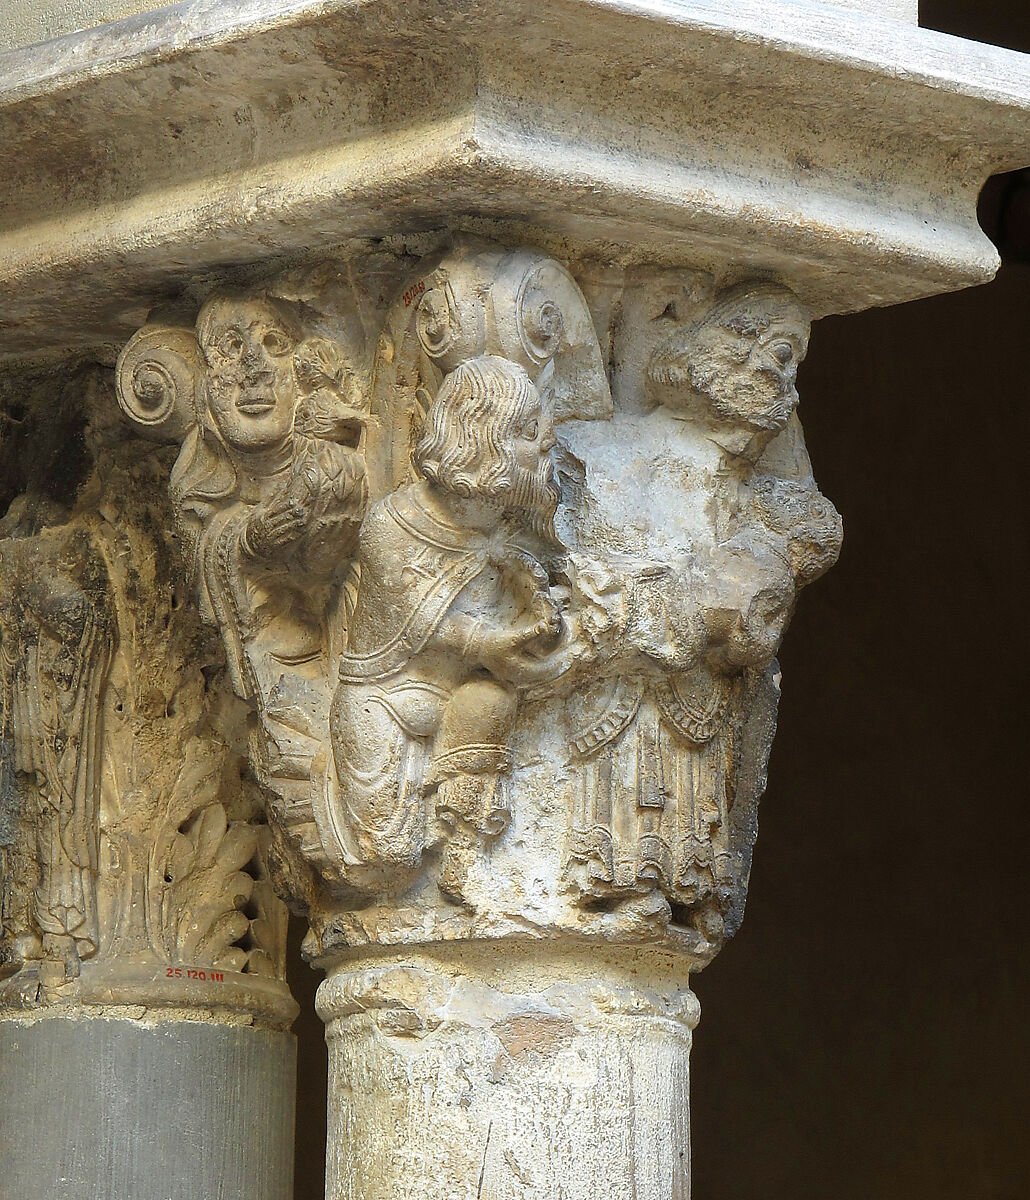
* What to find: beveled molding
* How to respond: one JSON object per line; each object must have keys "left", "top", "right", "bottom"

{"left": 1, "top": 0, "right": 1030, "bottom": 361}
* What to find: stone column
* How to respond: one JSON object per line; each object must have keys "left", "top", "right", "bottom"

{"left": 0, "top": 367, "right": 298, "bottom": 1198}
{"left": 318, "top": 946, "right": 699, "bottom": 1199}
{"left": 3, "top": 2, "right": 1030, "bottom": 1198}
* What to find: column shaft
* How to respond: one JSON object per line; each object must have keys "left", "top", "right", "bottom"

{"left": 318, "top": 946, "right": 698, "bottom": 1200}
{"left": 0, "top": 1015, "right": 296, "bottom": 1200}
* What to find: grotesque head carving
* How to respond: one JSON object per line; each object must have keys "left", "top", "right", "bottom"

{"left": 414, "top": 354, "right": 561, "bottom": 537}
{"left": 195, "top": 293, "right": 305, "bottom": 456}
{"left": 646, "top": 282, "right": 810, "bottom": 444}
{"left": 751, "top": 474, "right": 843, "bottom": 586}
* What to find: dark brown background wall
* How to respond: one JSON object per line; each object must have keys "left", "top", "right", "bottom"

{"left": 288, "top": 4, "right": 1030, "bottom": 1195}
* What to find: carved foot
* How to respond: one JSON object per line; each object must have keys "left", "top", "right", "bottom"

{"left": 435, "top": 772, "right": 511, "bottom": 903}
{"left": 41, "top": 933, "right": 81, "bottom": 981}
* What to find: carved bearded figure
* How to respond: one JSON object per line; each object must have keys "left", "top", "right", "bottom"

{"left": 328, "top": 354, "right": 567, "bottom": 897}
{"left": 646, "top": 281, "right": 811, "bottom": 463}
{"left": 567, "top": 282, "right": 840, "bottom": 944}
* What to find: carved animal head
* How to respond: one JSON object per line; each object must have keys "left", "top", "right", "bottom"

{"left": 414, "top": 354, "right": 561, "bottom": 538}
{"left": 751, "top": 474, "right": 843, "bottom": 586}
{"left": 646, "top": 282, "right": 810, "bottom": 436}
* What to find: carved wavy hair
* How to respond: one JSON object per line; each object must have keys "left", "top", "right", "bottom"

{"left": 701, "top": 281, "right": 807, "bottom": 340}
{"left": 414, "top": 355, "right": 536, "bottom": 499}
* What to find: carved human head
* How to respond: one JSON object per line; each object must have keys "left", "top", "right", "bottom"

{"left": 414, "top": 354, "right": 561, "bottom": 534}
{"left": 196, "top": 292, "right": 305, "bottom": 455}
{"left": 646, "top": 282, "right": 810, "bottom": 440}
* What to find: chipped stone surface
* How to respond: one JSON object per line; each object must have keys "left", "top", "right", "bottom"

{"left": 318, "top": 945, "right": 699, "bottom": 1200}
{"left": 2, "top": 2, "right": 1028, "bottom": 1197}
{"left": 105, "top": 235, "right": 840, "bottom": 1196}
{"left": 112, "top": 243, "right": 839, "bottom": 966}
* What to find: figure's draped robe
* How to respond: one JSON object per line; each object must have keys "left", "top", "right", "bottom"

{"left": 328, "top": 489, "right": 494, "bottom": 874}
{"left": 568, "top": 665, "right": 740, "bottom": 913}
{"left": 0, "top": 525, "right": 114, "bottom": 962}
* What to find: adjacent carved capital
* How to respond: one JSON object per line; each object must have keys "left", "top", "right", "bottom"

{"left": 111, "top": 235, "right": 840, "bottom": 974}
{"left": 0, "top": 369, "right": 293, "bottom": 1025}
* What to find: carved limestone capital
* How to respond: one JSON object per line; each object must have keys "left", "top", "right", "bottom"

{"left": 114, "top": 238, "right": 841, "bottom": 974}
{"left": 0, "top": 368, "right": 294, "bottom": 1026}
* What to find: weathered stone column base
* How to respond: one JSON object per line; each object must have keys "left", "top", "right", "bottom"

{"left": 0, "top": 1014, "right": 296, "bottom": 1200}
{"left": 317, "top": 945, "right": 699, "bottom": 1200}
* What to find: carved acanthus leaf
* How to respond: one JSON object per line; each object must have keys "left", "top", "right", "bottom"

{"left": 147, "top": 747, "right": 256, "bottom": 971}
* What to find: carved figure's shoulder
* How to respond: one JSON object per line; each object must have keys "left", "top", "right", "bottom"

{"left": 361, "top": 488, "right": 405, "bottom": 540}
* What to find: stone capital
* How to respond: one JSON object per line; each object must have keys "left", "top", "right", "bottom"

{"left": 97, "top": 228, "right": 832, "bottom": 1200}
{"left": 2, "top": 3, "right": 1028, "bottom": 1198}
{"left": 110, "top": 244, "right": 838, "bottom": 976}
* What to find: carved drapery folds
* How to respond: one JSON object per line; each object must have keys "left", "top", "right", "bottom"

{"left": 0, "top": 370, "right": 292, "bottom": 1023}
{"left": 109, "top": 236, "right": 840, "bottom": 970}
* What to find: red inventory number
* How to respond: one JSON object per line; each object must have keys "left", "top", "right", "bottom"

{"left": 402, "top": 279, "right": 425, "bottom": 307}
{"left": 165, "top": 967, "right": 225, "bottom": 982}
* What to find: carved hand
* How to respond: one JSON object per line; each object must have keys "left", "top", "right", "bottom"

{"left": 244, "top": 490, "right": 309, "bottom": 561}
{"left": 477, "top": 615, "right": 569, "bottom": 687}
{"left": 702, "top": 544, "right": 795, "bottom": 671}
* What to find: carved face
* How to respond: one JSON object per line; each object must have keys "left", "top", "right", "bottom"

{"left": 647, "top": 285, "right": 810, "bottom": 435}
{"left": 506, "top": 384, "right": 561, "bottom": 536}
{"left": 196, "top": 295, "right": 301, "bottom": 454}
{"left": 414, "top": 355, "right": 561, "bottom": 536}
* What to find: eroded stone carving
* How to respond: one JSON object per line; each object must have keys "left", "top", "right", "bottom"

{"left": 0, "top": 503, "right": 113, "bottom": 978}
{"left": 0, "top": 369, "right": 292, "bottom": 1020}
{"left": 10, "top": 235, "right": 847, "bottom": 1200}
{"left": 117, "top": 291, "right": 369, "bottom": 895}
{"left": 111, "top": 242, "right": 840, "bottom": 977}
{"left": 330, "top": 353, "right": 567, "bottom": 899}
{"left": 561, "top": 280, "right": 841, "bottom": 947}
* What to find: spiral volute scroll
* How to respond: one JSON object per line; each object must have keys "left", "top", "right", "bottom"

{"left": 491, "top": 252, "right": 566, "bottom": 370}
{"left": 115, "top": 325, "right": 202, "bottom": 441}
{"left": 411, "top": 248, "right": 611, "bottom": 422}
{"left": 494, "top": 252, "right": 611, "bottom": 421}
{"left": 517, "top": 281, "right": 564, "bottom": 367}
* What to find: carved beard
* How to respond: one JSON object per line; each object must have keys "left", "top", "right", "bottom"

{"left": 687, "top": 349, "right": 798, "bottom": 434}
{"left": 504, "top": 458, "right": 562, "bottom": 542}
